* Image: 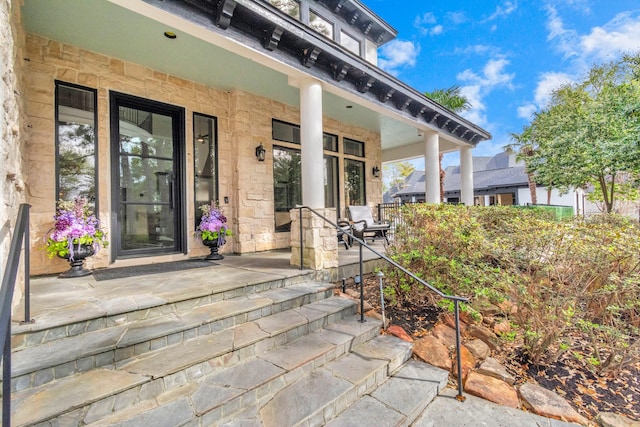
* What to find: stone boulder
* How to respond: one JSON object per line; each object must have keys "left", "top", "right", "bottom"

{"left": 413, "top": 336, "right": 451, "bottom": 371}
{"left": 519, "top": 382, "right": 588, "bottom": 425}
{"left": 466, "top": 324, "right": 501, "bottom": 351}
{"left": 451, "top": 344, "right": 476, "bottom": 380}
{"left": 432, "top": 323, "right": 458, "bottom": 348}
{"left": 477, "top": 357, "right": 515, "bottom": 385}
{"left": 464, "top": 371, "right": 520, "bottom": 409}
{"left": 464, "top": 339, "right": 491, "bottom": 361}
{"left": 387, "top": 325, "right": 413, "bottom": 342}
{"left": 594, "top": 412, "right": 640, "bottom": 427}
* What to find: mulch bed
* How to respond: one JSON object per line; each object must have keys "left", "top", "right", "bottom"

{"left": 344, "top": 274, "right": 640, "bottom": 423}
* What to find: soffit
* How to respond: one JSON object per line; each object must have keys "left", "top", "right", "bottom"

{"left": 22, "top": 0, "right": 489, "bottom": 154}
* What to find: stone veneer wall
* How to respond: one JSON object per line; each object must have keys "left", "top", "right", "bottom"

{"left": 23, "top": 33, "right": 382, "bottom": 276}
{"left": 1, "top": 0, "right": 27, "bottom": 311}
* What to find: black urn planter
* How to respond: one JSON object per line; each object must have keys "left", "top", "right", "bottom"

{"left": 202, "top": 238, "right": 224, "bottom": 260}
{"left": 58, "top": 244, "right": 95, "bottom": 278}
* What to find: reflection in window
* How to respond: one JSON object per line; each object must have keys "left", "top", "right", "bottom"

{"left": 324, "top": 155, "right": 339, "bottom": 211}
{"left": 310, "top": 10, "right": 333, "bottom": 38}
{"left": 269, "top": 0, "right": 299, "bottom": 19}
{"left": 323, "top": 133, "right": 338, "bottom": 152}
{"left": 273, "top": 146, "right": 302, "bottom": 232}
{"left": 344, "top": 159, "right": 365, "bottom": 206}
{"left": 343, "top": 137, "right": 365, "bottom": 157}
{"left": 272, "top": 119, "right": 300, "bottom": 144}
{"left": 340, "top": 30, "right": 361, "bottom": 55}
{"left": 194, "top": 113, "right": 218, "bottom": 227}
{"left": 56, "top": 83, "right": 97, "bottom": 207}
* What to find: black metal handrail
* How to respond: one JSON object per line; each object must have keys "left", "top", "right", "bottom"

{"left": 1, "top": 203, "right": 32, "bottom": 427}
{"left": 296, "top": 205, "right": 468, "bottom": 400}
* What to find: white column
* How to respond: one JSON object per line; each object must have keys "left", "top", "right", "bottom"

{"left": 300, "top": 79, "right": 324, "bottom": 208}
{"left": 460, "top": 146, "right": 474, "bottom": 206}
{"left": 424, "top": 132, "right": 440, "bottom": 204}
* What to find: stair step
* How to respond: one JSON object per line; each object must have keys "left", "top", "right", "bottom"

{"left": 327, "top": 361, "right": 449, "bottom": 427}
{"left": 82, "top": 315, "right": 382, "bottom": 427}
{"left": 11, "top": 281, "right": 333, "bottom": 391}
{"left": 10, "top": 369, "right": 148, "bottom": 427}
{"left": 8, "top": 297, "right": 361, "bottom": 426}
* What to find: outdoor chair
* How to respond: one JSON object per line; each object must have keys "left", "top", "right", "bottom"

{"left": 337, "top": 220, "right": 352, "bottom": 249}
{"left": 347, "top": 205, "right": 390, "bottom": 244}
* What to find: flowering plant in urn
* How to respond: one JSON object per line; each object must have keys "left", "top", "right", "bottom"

{"left": 197, "top": 201, "right": 232, "bottom": 260}
{"left": 46, "top": 198, "right": 108, "bottom": 277}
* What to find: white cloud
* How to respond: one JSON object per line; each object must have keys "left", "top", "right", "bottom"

{"left": 378, "top": 40, "right": 420, "bottom": 75}
{"left": 446, "top": 11, "right": 467, "bottom": 25}
{"left": 484, "top": 1, "right": 517, "bottom": 22}
{"left": 580, "top": 12, "right": 640, "bottom": 61}
{"left": 414, "top": 12, "right": 445, "bottom": 36}
{"left": 517, "top": 72, "right": 573, "bottom": 118}
{"left": 545, "top": 5, "right": 580, "bottom": 59}
{"left": 452, "top": 44, "right": 496, "bottom": 56}
{"left": 455, "top": 58, "right": 515, "bottom": 128}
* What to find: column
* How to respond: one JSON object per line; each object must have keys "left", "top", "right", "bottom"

{"left": 424, "top": 132, "right": 440, "bottom": 204}
{"left": 460, "top": 146, "right": 474, "bottom": 206}
{"left": 300, "top": 79, "right": 324, "bottom": 208}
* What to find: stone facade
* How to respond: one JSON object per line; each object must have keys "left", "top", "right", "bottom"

{"left": 1, "top": 0, "right": 27, "bottom": 311}
{"left": 21, "top": 33, "right": 382, "bottom": 276}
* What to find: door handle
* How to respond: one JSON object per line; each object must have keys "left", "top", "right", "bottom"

{"left": 168, "top": 172, "right": 174, "bottom": 210}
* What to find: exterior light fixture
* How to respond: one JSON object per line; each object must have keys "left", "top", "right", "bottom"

{"left": 164, "top": 31, "right": 177, "bottom": 39}
{"left": 255, "top": 143, "right": 266, "bottom": 162}
{"left": 372, "top": 166, "right": 380, "bottom": 178}
{"left": 196, "top": 134, "right": 209, "bottom": 143}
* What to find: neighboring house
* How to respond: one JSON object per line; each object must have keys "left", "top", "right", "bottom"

{"left": 1, "top": 0, "right": 491, "bottom": 282}
{"left": 385, "top": 152, "right": 580, "bottom": 210}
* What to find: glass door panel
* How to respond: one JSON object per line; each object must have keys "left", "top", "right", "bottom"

{"left": 111, "top": 93, "right": 185, "bottom": 258}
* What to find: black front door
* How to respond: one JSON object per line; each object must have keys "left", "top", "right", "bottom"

{"left": 110, "top": 92, "right": 185, "bottom": 259}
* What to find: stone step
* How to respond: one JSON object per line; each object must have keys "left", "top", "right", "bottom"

{"left": 10, "top": 280, "right": 334, "bottom": 392}
{"left": 83, "top": 321, "right": 396, "bottom": 427}
{"left": 10, "top": 272, "right": 318, "bottom": 351}
{"left": 8, "top": 297, "right": 362, "bottom": 426}
{"left": 326, "top": 360, "right": 449, "bottom": 427}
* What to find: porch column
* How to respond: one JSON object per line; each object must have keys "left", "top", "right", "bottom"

{"left": 424, "top": 132, "right": 440, "bottom": 204}
{"left": 300, "top": 78, "right": 324, "bottom": 208}
{"left": 460, "top": 146, "right": 474, "bottom": 206}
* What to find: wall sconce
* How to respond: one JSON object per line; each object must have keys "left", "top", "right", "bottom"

{"left": 372, "top": 166, "right": 380, "bottom": 178}
{"left": 255, "top": 143, "right": 266, "bottom": 162}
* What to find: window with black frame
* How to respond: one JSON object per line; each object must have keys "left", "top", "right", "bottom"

{"left": 273, "top": 146, "right": 302, "bottom": 232}
{"left": 55, "top": 82, "right": 98, "bottom": 209}
{"left": 344, "top": 158, "right": 365, "bottom": 207}
{"left": 193, "top": 113, "right": 218, "bottom": 226}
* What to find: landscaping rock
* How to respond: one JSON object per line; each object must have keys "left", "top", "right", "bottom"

{"left": 464, "top": 339, "right": 491, "bottom": 361}
{"left": 432, "top": 323, "right": 457, "bottom": 348}
{"left": 471, "top": 297, "right": 502, "bottom": 316}
{"left": 451, "top": 344, "right": 475, "bottom": 380}
{"left": 519, "top": 382, "right": 588, "bottom": 425}
{"left": 439, "top": 312, "right": 468, "bottom": 333}
{"left": 413, "top": 336, "right": 451, "bottom": 371}
{"left": 387, "top": 325, "right": 413, "bottom": 342}
{"left": 466, "top": 324, "right": 501, "bottom": 351}
{"left": 497, "top": 299, "right": 517, "bottom": 315}
{"left": 477, "top": 357, "right": 515, "bottom": 385}
{"left": 464, "top": 371, "right": 520, "bottom": 409}
{"left": 493, "top": 320, "right": 511, "bottom": 335}
{"left": 594, "top": 412, "right": 640, "bottom": 427}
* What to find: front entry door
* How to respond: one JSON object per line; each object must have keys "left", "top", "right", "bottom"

{"left": 110, "top": 92, "right": 185, "bottom": 258}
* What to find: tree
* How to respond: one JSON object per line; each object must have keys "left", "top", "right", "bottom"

{"left": 527, "top": 55, "right": 640, "bottom": 213}
{"left": 505, "top": 127, "right": 539, "bottom": 205}
{"left": 382, "top": 161, "right": 415, "bottom": 193}
{"left": 425, "top": 86, "right": 472, "bottom": 201}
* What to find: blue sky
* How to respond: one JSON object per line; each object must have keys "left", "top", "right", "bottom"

{"left": 371, "top": 0, "right": 640, "bottom": 169}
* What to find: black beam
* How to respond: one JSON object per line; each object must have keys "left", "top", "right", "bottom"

{"left": 263, "top": 26, "right": 284, "bottom": 51}
{"left": 301, "top": 46, "right": 321, "bottom": 68}
{"left": 215, "top": 0, "right": 237, "bottom": 30}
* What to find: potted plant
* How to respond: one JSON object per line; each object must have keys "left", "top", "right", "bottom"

{"left": 196, "top": 201, "right": 232, "bottom": 260}
{"left": 46, "top": 198, "right": 108, "bottom": 278}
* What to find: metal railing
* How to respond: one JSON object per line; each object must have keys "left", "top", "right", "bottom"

{"left": 296, "top": 205, "right": 468, "bottom": 400}
{"left": 1, "top": 204, "right": 32, "bottom": 427}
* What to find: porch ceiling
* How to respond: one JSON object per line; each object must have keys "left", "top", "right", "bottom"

{"left": 22, "top": 0, "right": 480, "bottom": 158}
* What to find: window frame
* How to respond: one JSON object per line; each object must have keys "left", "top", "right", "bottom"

{"left": 193, "top": 112, "right": 219, "bottom": 228}
{"left": 55, "top": 80, "right": 99, "bottom": 211}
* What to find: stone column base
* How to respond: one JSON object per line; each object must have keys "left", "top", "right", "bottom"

{"left": 290, "top": 207, "right": 338, "bottom": 270}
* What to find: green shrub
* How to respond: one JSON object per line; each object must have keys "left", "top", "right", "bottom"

{"left": 385, "top": 204, "right": 640, "bottom": 372}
